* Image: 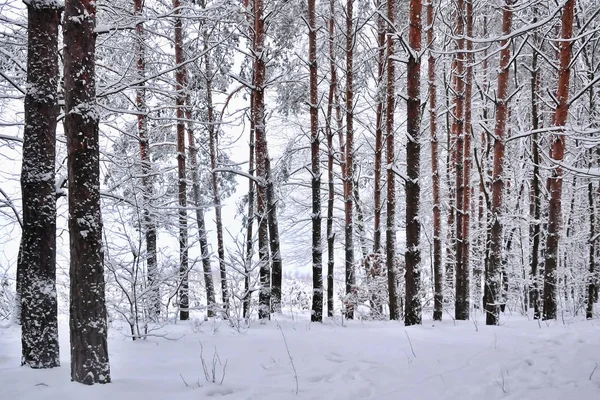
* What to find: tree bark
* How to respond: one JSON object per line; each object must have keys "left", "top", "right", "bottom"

{"left": 386, "top": 0, "right": 398, "bottom": 321}
{"left": 453, "top": 0, "right": 467, "bottom": 321}
{"left": 253, "top": 0, "right": 271, "bottom": 320}
{"left": 459, "top": 0, "right": 473, "bottom": 320}
{"left": 344, "top": 0, "right": 356, "bottom": 320}
{"left": 308, "top": 0, "right": 323, "bottom": 322}
{"left": 203, "top": 33, "right": 230, "bottom": 315}
{"left": 64, "top": 0, "right": 111, "bottom": 384}
{"left": 486, "top": 0, "right": 513, "bottom": 326}
{"left": 133, "top": 0, "right": 160, "bottom": 320}
{"left": 185, "top": 98, "right": 216, "bottom": 318}
{"left": 543, "top": 0, "right": 575, "bottom": 321}
{"left": 325, "top": 0, "right": 337, "bottom": 318}
{"left": 20, "top": 0, "right": 62, "bottom": 369}
{"left": 404, "top": 0, "right": 423, "bottom": 326}
{"left": 173, "top": 0, "right": 189, "bottom": 321}
{"left": 427, "top": 0, "right": 443, "bottom": 322}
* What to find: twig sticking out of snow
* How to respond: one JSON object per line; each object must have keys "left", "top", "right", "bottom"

{"left": 589, "top": 363, "right": 598, "bottom": 380}
{"left": 405, "top": 331, "right": 417, "bottom": 358}
{"left": 274, "top": 318, "right": 299, "bottom": 395}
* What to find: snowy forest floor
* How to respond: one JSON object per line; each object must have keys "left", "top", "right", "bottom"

{"left": 2, "top": 311, "right": 600, "bottom": 399}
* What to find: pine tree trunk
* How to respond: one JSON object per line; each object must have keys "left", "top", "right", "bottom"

{"left": 307, "top": 0, "right": 323, "bottom": 322}
{"left": 543, "top": 0, "right": 575, "bottom": 320}
{"left": 529, "top": 13, "right": 542, "bottom": 319}
{"left": 452, "top": 0, "right": 467, "bottom": 321}
{"left": 344, "top": 0, "right": 356, "bottom": 320}
{"left": 20, "top": 0, "right": 62, "bottom": 369}
{"left": 404, "top": 0, "right": 423, "bottom": 326}
{"left": 427, "top": 0, "right": 443, "bottom": 322}
{"left": 173, "top": 0, "right": 189, "bottom": 321}
{"left": 385, "top": 0, "right": 398, "bottom": 321}
{"left": 64, "top": 0, "right": 111, "bottom": 384}
{"left": 486, "top": 0, "right": 513, "bottom": 326}
{"left": 588, "top": 178, "right": 597, "bottom": 319}
{"left": 253, "top": 0, "right": 271, "bottom": 320}
{"left": 185, "top": 99, "right": 216, "bottom": 318}
{"left": 326, "top": 0, "right": 337, "bottom": 318}
{"left": 133, "top": 0, "right": 160, "bottom": 320}
{"left": 266, "top": 167, "right": 282, "bottom": 313}
{"left": 459, "top": 0, "right": 473, "bottom": 319}
{"left": 204, "top": 39, "right": 230, "bottom": 315}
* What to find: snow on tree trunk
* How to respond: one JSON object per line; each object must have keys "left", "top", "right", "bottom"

{"left": 308, "top": 0, "right": 323, "bottom": 323}
{"left": 459, "top": 0, "right": 474, "bottom": 320}
{"left": 543, "top": 0, "right": 575, "bottom": 321}
{"left": 64, "top": 0, "right": 111, "bottom": 384}
{"left": 19, "top": 0, "right": 62, "bottom": 369}
{"left": 133, "top": 0, "right": 160, "bottom": 320}
{"left": 185, "top": 98, "right": 216, "bottom": 318}
{"left": 427, "top": 0, "right": 443, "bottom": 322}
{"left": 452, "top": 0, "right": 468, "bottom": 321}
{"left": 325, "top": 0, "right": 337, "bottom": 318}
{"left": 253, "top": 0, "right": 271, "bottom": 320}
{"left": 404, "top": 0, "right": 423, "bottom": 326}
{"left": 344, "top": 0, "right": 356, "bottom": 320}
{"left": 172, "top": 0, "right": 189, "bottom": 321}
{"left": 203, "top": 33, "right": 229, "bottom": 316}
{"left": 385, "top": 0, "right": 398, "bottom": 321}
{"left": 486, "top": 0, "right": 513, "bottom": 326}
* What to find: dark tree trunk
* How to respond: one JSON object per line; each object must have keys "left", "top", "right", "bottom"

{"left": 459, "top": 0, "right": 473, "bottom": 319}
{"left": 308, "top": 0, "right": 323, "bottom": 322}
{"left": 173, "top": 0, "right": 189, "bottom": 321}
{"left": 344, "top": 0, "right": 356, "bottom": 320}
{"left": 266, "top": 168, "right": 282, "bottom": 313}
{"left": 486, "top": 0, "right": 513, "bottom": 326}
{"left": 386, "top": 0, "right": 398, "bottom": 321}
{"left": 453, "top": 0, "right": 467, "bottom": 321}
{"left": 64, "top": 0, "right": 111, "bottom": 384}
{"left": 20, "top": 0, "right": 62, "bottom": 369}
{"left": 253, "top": 0, "right": 271, "bottom": 320}
{"left": 133, "top": 0, "right": 160, "bottom": 320}
{"left": 529, "top": 11, "right": 542, "bottom": 319}
{"left": 404, "top": 0, "right": 423, "bottom": 326}
{"left": 588, "top": 178, "right": 597, "bottom": 319}
{"left": 325, "top": 0, "right": 337, "bottom": 318}
{"left": 543, "top": 0, "right": 574, "bottom": 321}
{"left": 427, "top": 0, "right": 443, "bottom": 322}
{"left": 242, "top": 0, "right": 254, "bottom": 320}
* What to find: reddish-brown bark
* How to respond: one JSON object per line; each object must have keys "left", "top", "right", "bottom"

{"left": 486, "top": 0, "right": 513, "bottom": 326}
{"left": 543, "top": 0, "right": 575, "bottom": 321}
{"left": 64, "top": 0, "right": 111, "bottom": 384}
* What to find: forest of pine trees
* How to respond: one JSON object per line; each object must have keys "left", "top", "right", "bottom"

{"left": 0, "top": 0, "right": 599, "bottom": 387}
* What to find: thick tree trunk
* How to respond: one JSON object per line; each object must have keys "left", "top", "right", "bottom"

{"left": 427, "top": 0, "right": 443, "bottom": 322}
{"left": 344, "top": 0, "right": 356, "bottom": 320}
{"left": 173, "top": 0, "right": 189, "bottom": 321}
{"left": 253, "top": 0, "right": 271, "bottom": 320}
{"left": 20, "top": 0, "right": 62, "bottom": 369}
{"left": 543, "top": 0, "right": 575, "bottom": 320}
{"left": 486, "top": 0, "right": 513, "bottom": 326}
{"left": 64, "top": 0, "right": 111, "bottom": 384}
{"left": 386, "top": 0, "right": 398, "bottom": 321}
{"left": 404, "top": 0, "right": 423, "bottom": 326}
{"left": 308, "top": 0, "right": 323, "bottom": 322}
{"left": 133, "top": 0, "right": 160, "bottom": 320}
{"left": 266, "top": 168, "right": 282, "bottom": 313}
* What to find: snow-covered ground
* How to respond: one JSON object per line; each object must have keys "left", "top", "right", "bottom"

{"left": 1, "top": 312, "right": 600, "bottom": 399}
